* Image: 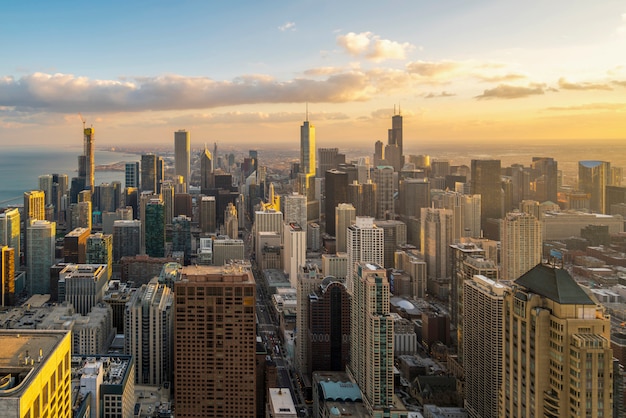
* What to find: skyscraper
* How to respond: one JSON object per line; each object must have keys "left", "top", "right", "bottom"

{"left": 531, "top": 157, "right": 558, "bottom": 203}
{"left": 463, "top": 274, "right": 506, "bottom": 418}
{"left": 283, "top": 192, "right": 307, "bottom": 232}
{"left": 112, "top": 220, "right": 141, "bottom": 261}
{"left": 144, "top": 199, "right": 165, "bottom": 257}
{"left": 174, "top": 264, "right": 256, "bottom": 417}
{"left": 296, "top": 264, "right": 324, "bottom": 375}
{"left": 579, "top": 160, "right": 610, "bottom": 213}
{"left": 80, "top": 124, "right": 95, "bottom": 193}
{"left": 141, "top": 154, "right": 158, "bottom": 193}
{"left": 200, "top": 145, "right": 214, "bottom": 193}
{"left": 175, "top": 130, "right": 191, "bottom": 191}
{"left": 0, "top": 208, "right": 20, "bottom": 256}
{"left": 26, "top": 219, "right": 55, "bottom": 295}
{"left": 318, "top": 147, "right": 339, "bottom": 177}
{"left": 224, "top": 202, "right": 238, "bottom": 240}
{"left": 373, "top": 166, "right": 394, "bottom": 219}
{"left": 1, "top": 246, "right": 15, "bottom": 306}
{"left": 172, "top": 215, "right": 192, "bottom": 265}
{"left": 300, "top": 116, "right": 316, "bottom": 177}
{"left": 125, "top": 161, "right": 140, "bottom": 188}
{"left": 348, "top": 262, "right": 395, "bottom": 415}
{"left": 335, "top": 203, "right": 356, "bottom": 253}
{"left": 125, "top": 277, "right": 173, "bottom": 385}
{"left": 421, "top": 207, "right": 454, "bottom": 279}
{"left": 500, "top": 264, "right": 613, "bottom": 417}
{"left": 86, "top": 232, "right": 113, "bottom": 279}
{"left": 471, "top": 159, "right": 502, "bottom": 230}
{"left": 283, "top": 222, "right": 306, "bottom": 288}
{"left": 347, "top": 217, "right": 384, "bottom": 295}
{"left": 24, "top": 190, "right": 46, "bottom": 221}
{"left": 500, "top": 211, "right": 542, "bottom": 281}
{"left": 199, "top": 196, "right": 217, "bottom": 233}
{"left": 324, "top": 169, "right": 348, "bottom": 236}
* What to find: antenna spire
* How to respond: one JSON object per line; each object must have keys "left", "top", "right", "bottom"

{"left": 306, "top": 102, "right": 309, "bottom": 122}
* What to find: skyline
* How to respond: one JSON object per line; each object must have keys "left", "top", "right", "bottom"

{"left": 1, "top": 1, "right": 626, "bottom": 148}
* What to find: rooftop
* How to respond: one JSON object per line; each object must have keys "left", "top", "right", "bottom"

{"left": 515, "top": 264, "right": 595, "bottom": 305}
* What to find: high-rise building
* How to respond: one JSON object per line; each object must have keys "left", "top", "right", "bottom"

{"left": 296, "top": 264, "right": 324, "bottom": 376}
{"left": 26, "top": 219, "right": 55, "bottom": 295}
{"left": 1, "top": 246, "right": 15, "bottom": 306}
{"left": 63, "top": 227, "right": 90, "bottom": 264}
{"left": 200, "top": 145, "right": 214, "bottom": 193}
{"left": 59, "top": 264, "right": 108, "bottom": 316}
{"left": 500, "top": 211, "right": 542, "bottom": 281}
{"left": 0, "top": 208, "right": 20, "bottom": 256}
{"left": 463, "top": 274, "right": 507, "bottom": 418}
{"left": 373, "top": 166, "right": 395, "bottom": 220}
{"left": 24, "top": 190, "right": 46, "bottom": 221}
{"left": 471, "top": 159, "right": 502, "bottom": 230}
{"left": 283, "top": 192, "right": 307, "bottom": 231}
{"left": 348, "top": 263, "right": 395, "bottom": 415}
{"left": 224, "top": 202, "right": 238, "bottom": 239}
{"left": 531, "top": 157, "right": 558, "bottom": 203}
{"left": 579, "top": 160, "right": 610, "bottom": 213}
{"left": 324, "top": 169, "right": 348, "bottom": 236}
{"left": 125, "top": 278, "right": 173, "bottom": 385}
{"left": 300, "top": 117, "right": 316, "bottom": 177}
{"left": 0, "top": 330, "right": 72, "bottom": 418}
{"left": 172, "top": 215, "right": 192, "bottom": 265}
{"left": 86, "top": 233, "right": 113, "bottom": 279}
{"left": 39, "top": 174, "right": 54, "bottom": 206}
{"left": 174, "top": 264, "right": 256, "bottom": 417}
{"left": 346, "top": 217, "right": 384, "bottom": 295}
{"left": 82, "top": 125, "right": 95, "bottom": 193}
{"left": 283, "top": 223, "right": 306, "bottom": 288}
{"left": 388, "top": 111, "right": 403, "bottom": 158}
{"left": 394, "top": 250, "right": 427, "bottom": 299}
{"left": 421, "top": 207, "right": 454, "bottom": 279}
{"left": 335, "top": 203, "right": 356, "bottom": 253}
{"left": 398, "top": 178, "right": 430, "bottom": 219}
{"left": 112, "top": 220, "right": 141, "bottom": 262}
{"left": 318, "top": 147, "right": 339, "bottom": 178}
{"left": 212, "top": 238, "right": 245, "bottom": 266}
{"left": 141, "top": 154, "right": 158, "bottom": 193}
{"left": 144, "top": 199, "right": 165, "bottom": 257}
{"left": 200, "top": 196, "right": 217, "bottom": 233}
{"left": 125, "top": 161, "right": 140, "bottom": 188}
{"left": 500, "top": 264, "right": 613, "bottom": 417}
{"left": 175, "top": 130, "right": 191, "bottom": 191}
{"left": 96, "top": 182, "right": 121, "bottom": 213}
{"left": 68, "top": 200, "right": 92, "bottom": 231}
{"left": 376, "top": 220, "right": 407, "bottom": 268}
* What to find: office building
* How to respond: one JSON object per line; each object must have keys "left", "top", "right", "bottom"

{"left": 224, "top": 202, "right": 238, "bottom": 239}
{"left": 38, "top": 174, "right": 54, "bottom": 206}
{"left": 200, "top": 145, "right": 214, "bottom": 193}
{"left": 124, "top": 161, "right": 140, "bottom": 188}
{"left": 96, "top": 182, "right": 121, "bottom": 213}
{"left": 318, "top": 147, "right": 339, "bottom": 177}
{"left": 24, "top": 190, "right": 46, "bottom": 222}
{"left": 71, "top": 354, "right": 135, "bottom": 418}
{"left": 175, "top": 129, "right": 190, "bottom": 191}
{"left": 172, "top": 215, "right": 192, "bottom": 265}
{"left": 124, "top": 278, "right": 173, "bottom": 385}
{"left": 112, "top": 220, "right": 141, "bottom": 262}
{"left": 0, "top": 330, "right": 72, "bottom": 418}
{"left": 1, "top": 246, "right": 15, "bottom": 306}
{"left": 69, "top": 200, "right": 92, "bottom": 231}
{"left": 295, "top": 264, "right": 324, "bottom": 376}
{"left": 500, "top": 211, "right": 542, "bottom": 281}
{"left": 301, "top": 117, "right": 316, "bottom": 176}
{"left": 212, "top": 238, "right": 245, "bottom": 266}
{"left": 471, "top": 159, "right": 502, "bottom": 231}
{"left": 463, "top": 274, "right": 507, "bottom": 418}
{"left": 531, "top": 157, "right": 558, "bottom": 203}
{"left": 376, "top": 220, "right": 407, "bottom": 269}
{"left": 200, "top": 195, "right": 217, "bottom": 233}
{"left": 324, "top": 169, "right": 348, "bottom": 236}
{"left": 283, "top": 223, "right": 306, "bottom": 288}
{"left": 63, "top": 227, "right": 90, "bottom": 264}
{"left": 0, "top": 208, "right": 20, "bottom": 255}
{"left": 398, "top": 178, "right": 430, "bottom": 219}
{"left": 394, "top": 250, "right": 427, "bottom": 299}
{"left": 346, "top": 217, "right": 384, "bottom": 295}
{"left": 308, "top": 276, "right": 351, "bottom": 374}
{"left": 144, "top": 199, "right": 165, "bottom": 257}
{"left": 348, "top": 263, "right": 395, "bottom": 415}
{"left": 421, "top": 207, "right": 454, "bottom": 279}
{"left": 335, "top": 203, "right": 356, "bottom": 253}
{"left": 373, "top": 166, "right": 395, "bottom": 219}
{"left": 79, "top": 124, "right": 95, "bottom": 193}
{"left": 254, "top": 209, "right": 283, "bottom": 236}
{"left": 579, "top": 160, "right": 610, "bottom": 213}
{"left": 388, "top": 111, "right": 403, "bottom": 164}
{"left": 174, "top": 264, "right": 256, "bottom": 417}
{"left": 59, "top": 264, "right": 108, "bottom": 316}
{"left": 26, "top": 219, "right": 56, "bottom": 295}
{"left": 500, "top": 264, "right": 613, "bottom": 417}
{"left": 284, "top": 193, "right": 308, "bottom": 232}
{"left": 86, "top": 233, "right": 113, "bottom": 279}
{"left": 141, "top": 154, "right": 158, "bottom": 193}
{"left": 321, "top": 253, "right": 348, "bottom": 280}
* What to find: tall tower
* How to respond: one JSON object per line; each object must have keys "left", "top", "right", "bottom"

{"left": 578, "top": 160, "right": 610, "bottom": 213}
{"left": 373, "top": 165, "right": 394, "bottom": 219}
{"left": 346, "top": 217, "right": 384, "bottom": 295}
{"left": 463, "top": 274, "right": 506, "bottom": 418}
{"left": 26, "top": 219, "right": 56, "bottom": 295}
{"left": 1, "top": 246, "right": 15, "bottom": 306}
{"left": 335, "top": 203, "right": 356, "bottom": 253}
{"left": 175, "top": 130, "right": 191, "bottom": 191}
{"left": 500, "top": 264, "right": 613, "bottom": 417}
{"left": 0, "top": 208, "right": 20, "bottom": 255}
{"left": 125, "top": 162, "right": 140, "bottom": 188}
{"left": 144, "top": 199, "right": 165, "bottom": 257}
{"left": 300, "top": 114, "right": 316, "bottom": 177}
{"left": 174, "top": 265, "right": 256, "bottom": 418}
{"left": 385, "top": 110, "right": 404, "bottom": 171}
{"left": 86, "top": 232, "right": 113, "bottom": 279}
{"left": 141, "top": 154, "right": 159, "bottom": 193}
{"left": 200, "top": 145, "right": 214, "bottom": 193}
{"left": 348, "top": 262, "right": 394, "bottom": 414}
{"left": 283, "top": 222, "right": 306, "bottom": 288}
{"left": 471, "top": 159, "right": 502, "bottom": 230}
{"left": 83, "top": 123, "right": 95, "bottom": 193}
{"left": 295, "top": 264, "right": 324, "bottom": 375}
{"left": 500, "top": 211, "right": 542, "bottom": 281}
{"left": 324, "top": 169, "right": 348, "bottom": 236}
{"left": 125, "top": 278, "right": 173, "bottom": 385}
{"left": 421, "top": 207, "right": 454, "bottom": 279}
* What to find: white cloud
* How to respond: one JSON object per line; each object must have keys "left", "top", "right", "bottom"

{"left": 337, "top": 32, "right": 414, "bottom": 62}
{"left": 278, "top": 22, "right": 296, "bottom": 32}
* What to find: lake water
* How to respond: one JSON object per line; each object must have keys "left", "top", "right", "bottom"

{"left": 0, "top": 147, "right": 140, "bottom": 205}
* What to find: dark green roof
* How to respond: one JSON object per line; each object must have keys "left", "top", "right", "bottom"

{"left": 515, "top": 264, "right": 595, "bottom": 305}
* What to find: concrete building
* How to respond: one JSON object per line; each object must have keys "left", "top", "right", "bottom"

{"left": 295, "top": 264, "right": 324, "bottom": 376}
{"left": 59, "top": 264, "right": 108, "bottom": 316}
{"left": 500, "top": 264, "right": 613, "bottom": 417}
{"left": 542, "top": 211, "right": 623, "bottom": 240}
{"left": 63, "top": 227, "right": 90, "bottom": 264}
{"left": 174, "top": 264, "right": 256, "bottom": 417}
{"left": 283, "top": 223, "right": 306, "bottom": 288}
{"left": 321, "top": 253, "right": 348, "bottom": 280}
{"left": 394, "top": 250, "right": 427, "bottom": 299}
{"left": 373, "top": 166, "right": 395, "bottom": 219}
{"left": 200, "top": 195, "right": 217, "bottom": 234}
{"left": 463, "top": 275, "right": 507, "bottom": 418}
{"left": 0, "top": 208, "right": 20, "bottom": 256}
{"left": 335, "top": 203, "right": 356, "bottom": 253}
{"left": 112, "top": 220, "right": 141, "bottom": 262}
{"left": 212, "top": 238, "right": 245, "bottom": 266}
{"left": 86, "top": 233, "right": 112, "bottom": 279}
{"left": 26, "top": 219, "right": 56, "bottom": 295}
{"left": 579, "top": 160, "right": 610, "bottom": 213}
{"left": 267, "top": 388, "right": 297, "bottom": 418}
{"left": 500, "top": 211, "right": 542, "bottom": 281}
{"left": 347, "top": 217, "right": 384, "bottom": 295}
{"left": 284, "top": 193, "right": 308, "bottom": 233}
{"left": 421, "top": 207, "right": 454, "bottom": 279}
{"left": 125, "top": 278, "right": 173, "bottom": 385}
{"left": 224, "top": 202, "right": 238, "bottom": 239}
{"left": 471, "top": 159, "right": 502, "bottom": 233}
{"left": 0, "top": 330, "right": 72, "bottom": 418}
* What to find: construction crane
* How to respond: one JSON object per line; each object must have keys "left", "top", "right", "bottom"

{"left": 78, "top": 113, "right": 86, "bottom": 129}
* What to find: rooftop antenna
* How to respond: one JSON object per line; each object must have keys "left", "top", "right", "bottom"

{"left": 306, "top": 102, "right": 309, "bottom": 122}
{"left": 393, "top": 104, "right": 396, "bottom": 116}
{"left": 398, "top": 103, "right": 401, "bottom": 115}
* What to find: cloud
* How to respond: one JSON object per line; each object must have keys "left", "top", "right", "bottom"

{"left": 475, "top": 83, "right": 547, "bottom": 100}
{"left": 337, "top": 32, "right": 413, "bottom": 62}
{"left": 545, "top": 103, "right": 626, "bottom": 111}
{"left": 278, "top": 22, "right": 296, "bottom": 31}
{"left": 163, "top": 110, "right": 350, "bottom": 125}
{"left": 558, "top": 77, "right": 613, "bottom": 91}
{"left": 406, "top": 60, "right": 460, "bottom": 77}
{"left": 424, "top": 91, "right": 456, "bottom": 99}
{"left": 0, "top": 71, "right": 378, "bottom": 113}
{"left": 474, "top": 73, "right": 527, "bottom": 83}
{"left": 617, "top": 13, "right": 626, "bottom": 35}
{"left": 613, "top": 80, "right": 626, "bottom": 87}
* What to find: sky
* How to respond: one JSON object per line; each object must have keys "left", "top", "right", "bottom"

{"left": 1, "top": 0, "right": 625, "bottom": 151}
